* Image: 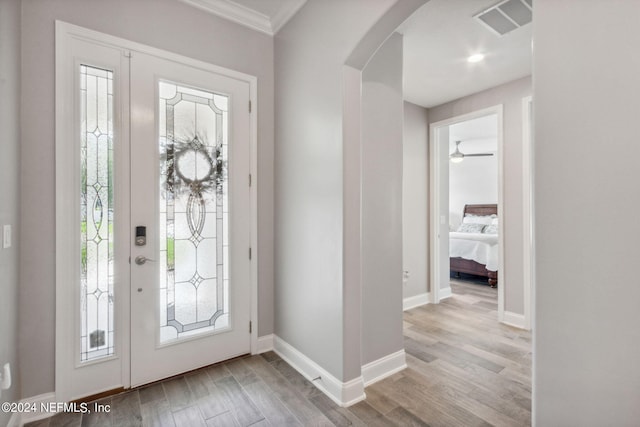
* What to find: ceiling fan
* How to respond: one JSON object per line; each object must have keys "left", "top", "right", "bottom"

{"left": 450, "top": 140, "right": 494, "bottom": 163}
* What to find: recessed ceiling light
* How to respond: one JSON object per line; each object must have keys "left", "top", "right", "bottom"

{"left": 467, "top": 53, "right": 485, "bottom": 63}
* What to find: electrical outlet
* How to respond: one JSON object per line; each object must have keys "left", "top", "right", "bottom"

{"left": 3, "top": 225, "right": 11, "bottom": 249}
{"left": 0, "top": 363, "right": 10, "bottom": 399}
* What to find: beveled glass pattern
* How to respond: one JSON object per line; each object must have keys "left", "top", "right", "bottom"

{"left": 80, "top": 65, "right": 115, "bottom": 361}
{"left": 159, "top": 81, "right": 229, "bottom": 343}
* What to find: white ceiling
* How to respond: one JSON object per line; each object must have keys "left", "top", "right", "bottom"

{"left": 398, "top": 0, "right": 532, "bottom": 108}
{"left": 180, "top": 0, "right": 531, "bottom": 109}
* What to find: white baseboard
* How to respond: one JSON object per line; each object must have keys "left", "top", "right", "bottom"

{"left": 362, "top": 350, "right": 407, "bottom": 387}
{"left": 502, "top": 311, "right": 527, "bottom": 329}
{"left": 255, "top": 334, "right": 274, "bottom": 354}
{"left": 272, "top": 335, "right": 365, "bottom": 407}
{"left": 18, "top": 392, "right": 57, "bottom": 425}
{"left": 439, "top": 287, "right": 453, "bottom": 300}
{"left": 403, "top": 293, "right": 430, "bottom": 311}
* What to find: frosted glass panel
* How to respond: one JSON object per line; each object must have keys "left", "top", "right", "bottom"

{"left": 80, "top": 64, "right": 115, "bottom": 362}
{"left": 158, "top": 80, "right": 229, "bottom": 343}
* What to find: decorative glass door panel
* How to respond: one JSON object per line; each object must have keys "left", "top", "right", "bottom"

{"left": 129, "top": 51, "right": 251, "bottom": 387}
{"left": 80, "top": 64, "right": 115, "bottom": 362}
{"left": 158, "top": 81, "right": 230, "bottom": 343}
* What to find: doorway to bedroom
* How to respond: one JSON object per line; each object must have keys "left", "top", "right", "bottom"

{"left": 448, "top": 114, "right": 501, "bottom": 317}
{"left": 448, "top": 114, "right": 499, "bottom": 287}
{"left": 429, "top": 106, "right": 505, "bottom": 319}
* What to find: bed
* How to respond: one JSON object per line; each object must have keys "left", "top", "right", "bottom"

{"left": 449, "top": 204, "right": 499, "bottom": 287}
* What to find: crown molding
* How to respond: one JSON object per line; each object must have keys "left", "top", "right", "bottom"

{"left": 180, "top": 0, "right": 271, "bottom": 34}
{"left": 179, "top": 0, "right": 306, "bottom": 36}
{"left": 271, "top": 0, "right": 307, "bottom": 34}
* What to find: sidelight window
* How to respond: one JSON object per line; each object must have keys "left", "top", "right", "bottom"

{"left": 80, "top": 64, "right": 115, "bottom": 362}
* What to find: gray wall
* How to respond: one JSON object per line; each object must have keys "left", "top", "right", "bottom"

{"left": 402, "top": 102, "right": 429, "bottom": 300}
{"left": 449, "top": 154, "right": 499, "bottom": 229}
{"left": 361, "top": 33, "right": 404, "bottom": 366}
{"left": 533, "top": 1, "right": 640, "bottom": 424}
{"left": 450, "top": 154, "right": 499, "bottom": 229}
{"left": 0, "top": 0, "right": 22, "bottom": 421}
{"left": 274, "top": 0, "right": 397, "bottom": 382}
{"left": 20, "top": 0, "right": 274, "bottom": 398}
{"left": 429, "top": 76, "right": 531, "bottom": 315}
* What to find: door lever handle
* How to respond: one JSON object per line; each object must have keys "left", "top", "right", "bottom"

{"left": 135, "top": 255, "right": 156, "bottom": 265}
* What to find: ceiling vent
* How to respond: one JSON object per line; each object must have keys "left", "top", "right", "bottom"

{"left": 474, "top": 0, "right": 532, "bottom": 36}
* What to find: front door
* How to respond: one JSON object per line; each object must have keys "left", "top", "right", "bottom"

{"left": 129, "top": 51, "right": 252, "bottom": 387}
{"left": 56, "top": 24, "right": 254, "bottom": 401}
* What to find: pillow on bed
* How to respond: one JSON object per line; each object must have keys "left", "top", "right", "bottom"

{"left": 462, "top": 214, "right": 494, "bottom": 225}
{"left": 483, "top": 224, "right": 498, "bottom": 234}
{"left": 482, "top": 217, "right": 499, "bottom": 234}
{"left": 457, "top": 223, "right": 486, "bottom": 233}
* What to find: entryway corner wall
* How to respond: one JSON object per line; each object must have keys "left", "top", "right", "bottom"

{"left": 274, "top": 0, "right": 426, "bottom": 406}
{"left": 0, "top": 1, "right": 22, "bottom": 426}
{"left": 402, "top": 101, "right": 429, "bottom": 305}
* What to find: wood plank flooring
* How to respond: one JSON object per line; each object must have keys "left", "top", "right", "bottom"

{"left": 27, "top": 279, "right": 531, "bottom": 427}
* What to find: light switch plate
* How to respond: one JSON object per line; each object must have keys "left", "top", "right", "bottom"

{"left": 3, "top": 225, "right": 11, "bottom": 249}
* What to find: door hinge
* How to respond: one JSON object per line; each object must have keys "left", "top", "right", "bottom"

{"left": 249, "top": 321, "right": 252, "bottom": 334}
{"left": 249, "top": 247, "right": 252, "bottom": 260}
{"left": 249, "top": 100, "right": 252, "bottom": 113}
{"left": 249, "top": 174, "right": 252, "bottom": 187}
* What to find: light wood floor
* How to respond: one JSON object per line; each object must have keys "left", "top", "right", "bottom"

{"left": 28, "top": 279, "right": 531, "bottom": 427}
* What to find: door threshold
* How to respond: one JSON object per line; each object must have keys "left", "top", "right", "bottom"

{"left": 71, "top": 387, "right": 126, "bottom": 404}
{"left": 70, "top": 353, "right": 252, "bottom": 404}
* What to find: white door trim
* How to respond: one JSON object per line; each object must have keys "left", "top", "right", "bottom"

{"left": 55, "top": 21, "right": 259, "bottom": 401}
{"left": 428, "top": 105, "right": 505, "bottom": 322}
{"left": 55, "top": 25, "right": 132, "bottom": 402}
{"left": 428, "top": 124, "right": 445, "bottom": 304}
{"left": 522, "top": 95, "right": 533, "bottom": 330}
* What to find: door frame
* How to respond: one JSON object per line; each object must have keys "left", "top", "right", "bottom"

{"left": 428, "top": 105, "right": 505, "bottom": 321}
{"left": 522, "top": 95, "right": 533, "bottom": 330}
{"left": 55, "top": 21, "right": 259, "bottom": 402}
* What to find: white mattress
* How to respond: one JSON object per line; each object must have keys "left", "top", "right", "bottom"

{"left": 449, "top": 232, "right": 499, "bottom": 272}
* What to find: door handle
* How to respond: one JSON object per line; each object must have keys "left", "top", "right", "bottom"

{"left": 135, "top": 255, "right": 156, "bottom": 265}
